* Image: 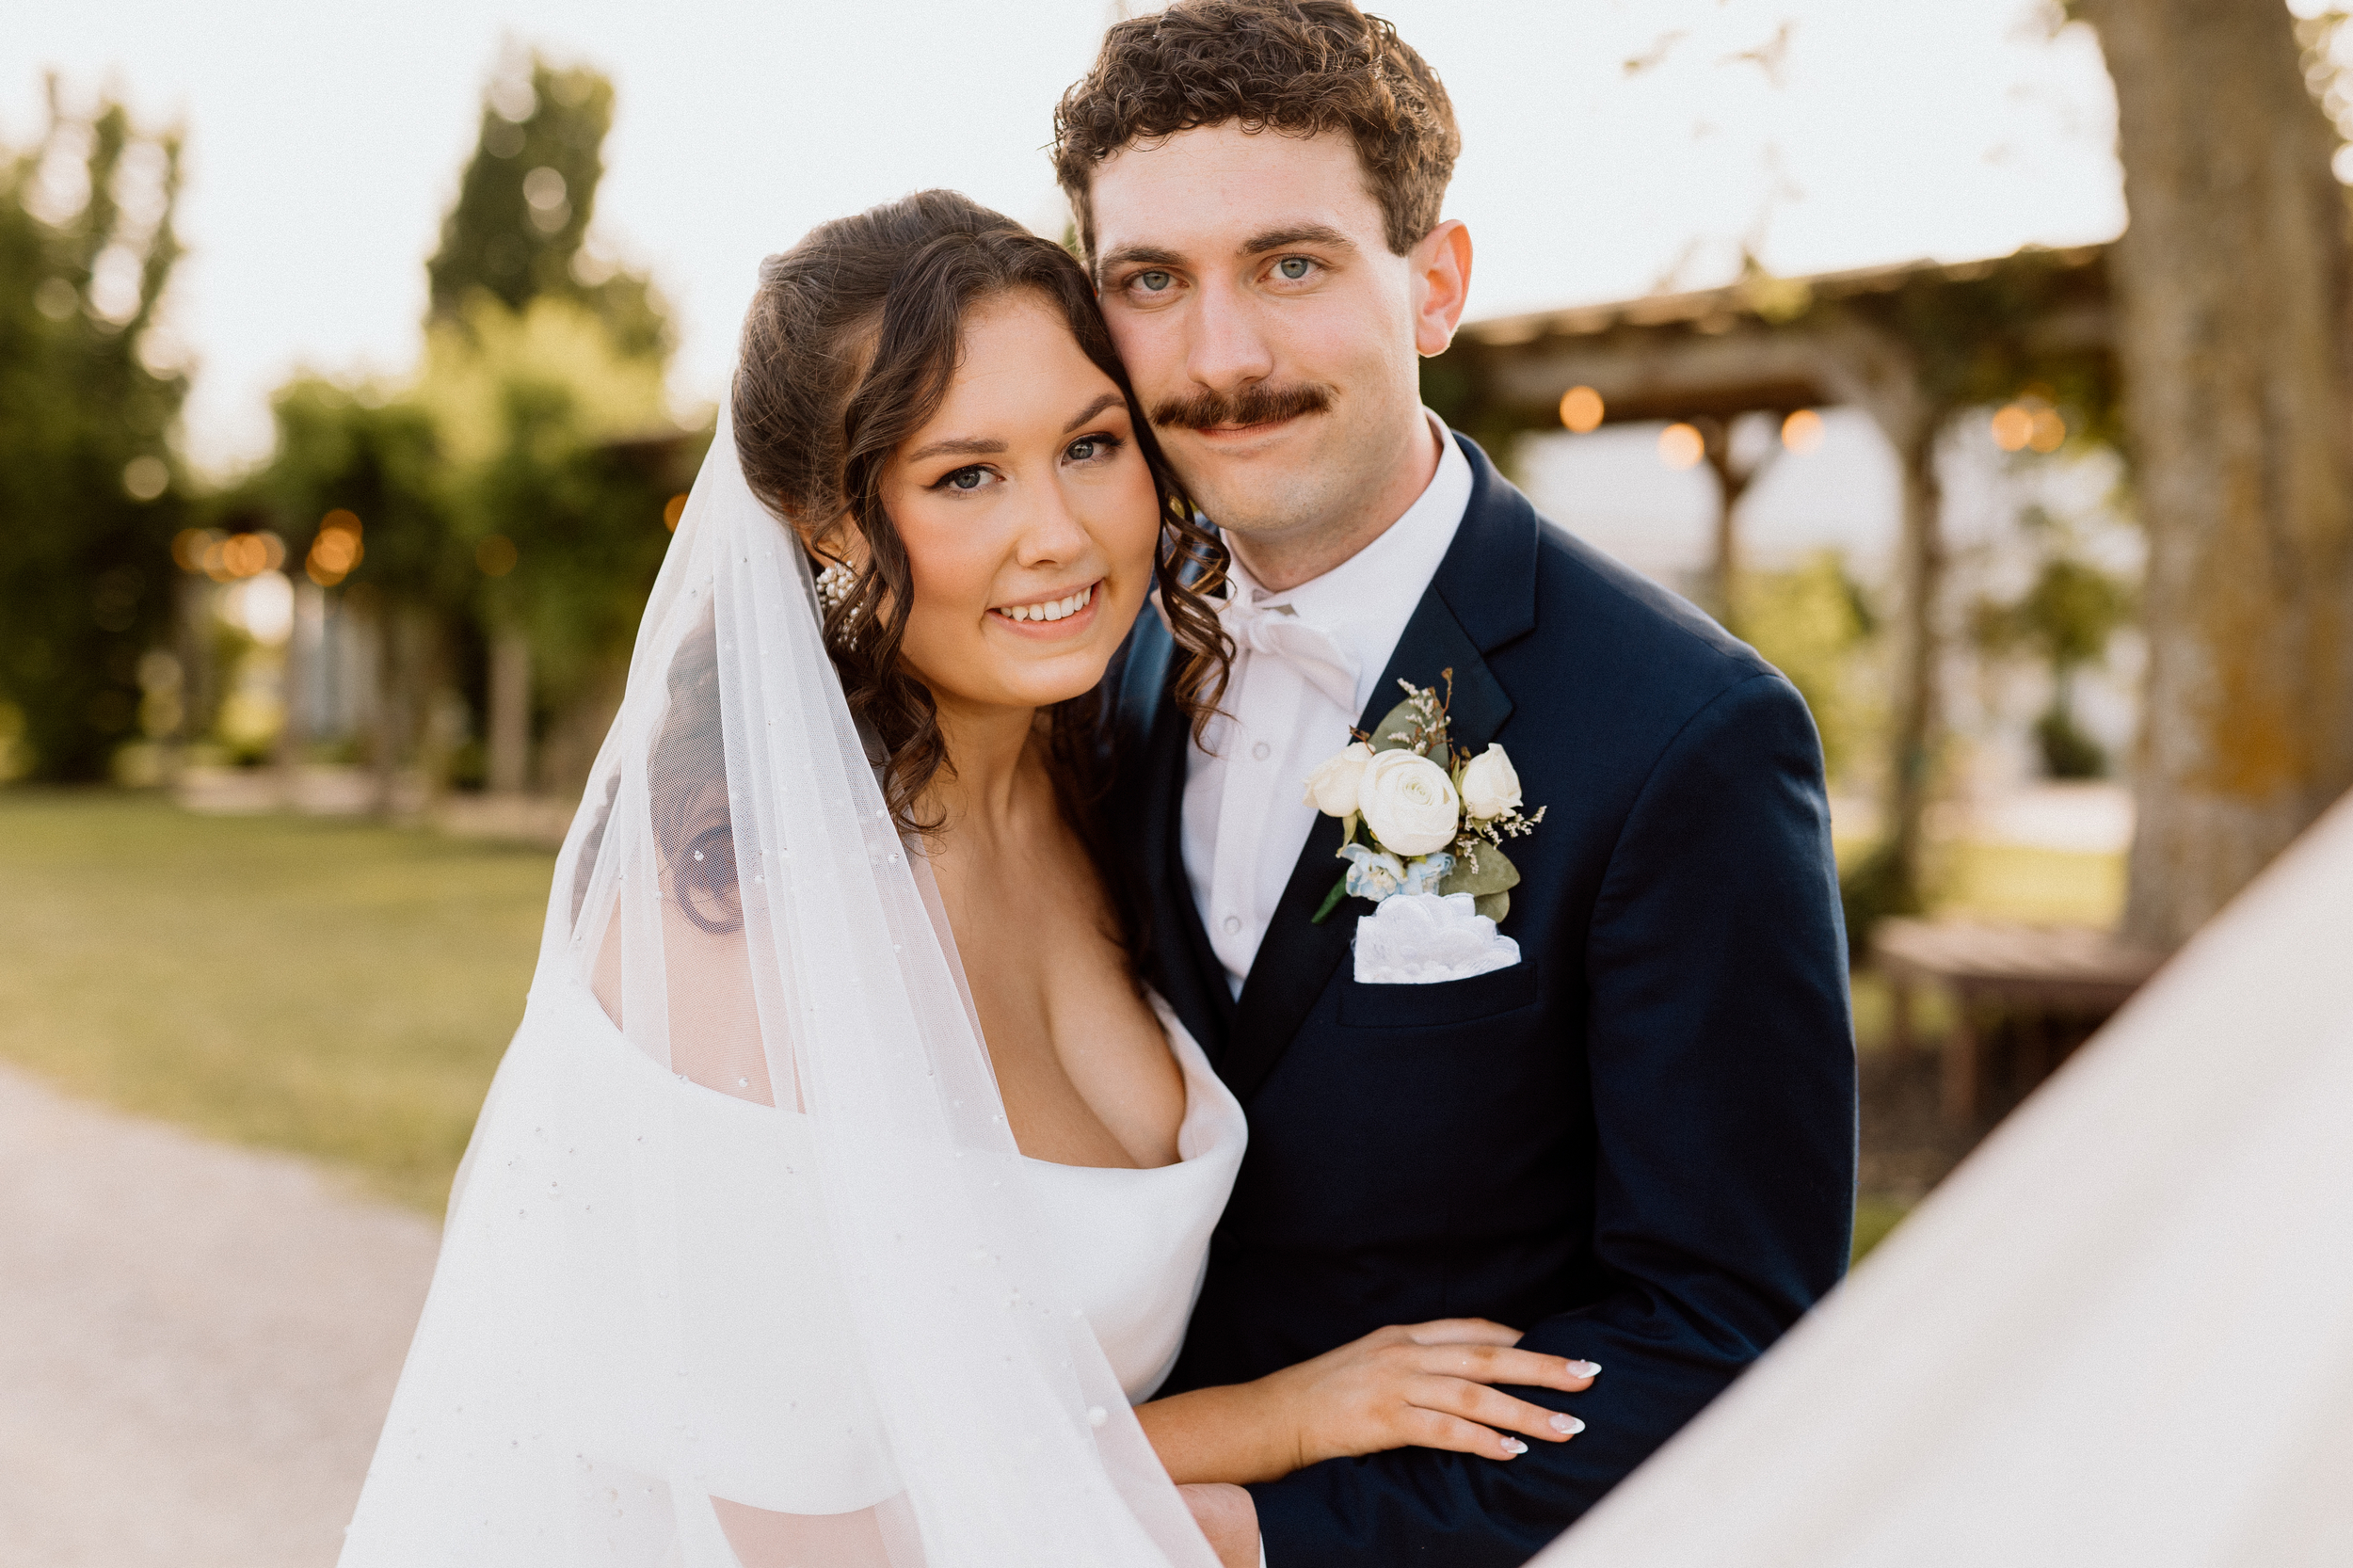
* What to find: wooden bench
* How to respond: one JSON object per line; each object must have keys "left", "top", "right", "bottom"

{"left": 1870, "top": 919, "right": 2165, "bottom": 1125}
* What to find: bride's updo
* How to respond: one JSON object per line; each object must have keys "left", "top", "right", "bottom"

{"left": 731, "top": 189, "right": 1228, "bottom": 838}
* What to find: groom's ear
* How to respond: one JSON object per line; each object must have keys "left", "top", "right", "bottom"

{"left": 1411, "top": 219, "right": 1474, "bottom": 358}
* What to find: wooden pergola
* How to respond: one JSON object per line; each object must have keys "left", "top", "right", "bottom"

{"left": 1424, "top": 243, "right": 2119, "bottom": 914}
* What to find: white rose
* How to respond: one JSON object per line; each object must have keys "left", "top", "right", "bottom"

{"left": 1302, "top": 741, "right": 1376, "bottom": 818}
{"left": 1458, "top": 744, "right": 1523, "bottom": 821}
{"left": 1357, "top": 748, "right": 1461, "bottom": 857}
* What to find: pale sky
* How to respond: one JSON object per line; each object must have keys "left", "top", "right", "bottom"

{"left": 5, "top": 0, "right": 2124, "bottom": 476}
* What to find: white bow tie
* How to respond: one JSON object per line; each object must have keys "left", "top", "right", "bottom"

{"left": 1216, "top": 587, "right": 1360, "bottom": 715}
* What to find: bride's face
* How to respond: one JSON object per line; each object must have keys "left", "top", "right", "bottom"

{"left": 876, "top": 289, "right": 1160, "bottom": 716}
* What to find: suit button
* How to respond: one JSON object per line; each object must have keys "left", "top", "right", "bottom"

{"left": 1251, "top": 742, "right": 1272, "bottom": 760}
{"left": 1222, "top": 916, "right": 1241, "bottom": 935}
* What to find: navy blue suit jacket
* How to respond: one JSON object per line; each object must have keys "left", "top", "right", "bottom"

{"left": 1111, "top": 432, "right": 1857, "bottom": 1566}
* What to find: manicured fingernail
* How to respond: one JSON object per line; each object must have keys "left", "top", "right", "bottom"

{"left": 1549, "top": 1414, "right": 1585, "bottom": 1435}
{"left": 1566, "top": 1360, "right": 1601, "bottom": 1377}
{"left": 1499, "top": 1437, "right": 1529, "bottom": 1456}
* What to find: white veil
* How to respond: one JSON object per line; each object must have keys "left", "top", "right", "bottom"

{"left": 339, "top": 403, "right": 1218, "bottom": 1567}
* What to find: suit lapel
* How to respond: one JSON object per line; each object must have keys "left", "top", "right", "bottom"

{"left": 1117, "top": 613, "right": 1235, "bottom": 1062}
{"left": 1216, "top": 432, "right": 1539, "bottom": 1106}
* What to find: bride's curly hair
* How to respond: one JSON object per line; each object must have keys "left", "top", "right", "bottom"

{"left": 732, "top": 191, "right": 1229, "bottom": 857}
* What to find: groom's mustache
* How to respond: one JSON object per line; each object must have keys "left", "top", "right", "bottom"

{"left": 1149, "top": 381, "right": 1335, "bottom": 432}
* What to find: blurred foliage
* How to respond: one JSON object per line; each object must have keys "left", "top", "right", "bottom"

{"left": 251, "top": 51, "right": 706, "bottom": 785}
{"left": 1972, "top": 505, "right": 2133, "bottom": 780}
{"left": 425, "top": 54, "right": 669, "bottom": 362}
{"left": 264, "top": 379, "right": 454, "bottom": 607}
{"left": 1736, "top": 549, "right": 1877, "bottom": 784}
{"left": 0, "top": 83, "right": 189, "bottom": 781}
{"left": 418, "top": 293, "right": 701, "bottom": 718}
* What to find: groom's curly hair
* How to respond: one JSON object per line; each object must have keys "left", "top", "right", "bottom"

{"left": 1051, "top": 0, "right": 1460, "bottom": 262}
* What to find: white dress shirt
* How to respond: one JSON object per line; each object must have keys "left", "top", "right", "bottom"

{"left": 1182, "top": 409, "right": 1474, "bottom": 999}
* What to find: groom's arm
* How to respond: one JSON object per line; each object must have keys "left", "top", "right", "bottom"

{"left": 1249, "top": 670, "right": 1858, "bottom": 1567}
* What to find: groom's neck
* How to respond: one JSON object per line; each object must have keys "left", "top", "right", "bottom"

{"left": 1223, "top": 415, "right": 1443, "bottom": 595}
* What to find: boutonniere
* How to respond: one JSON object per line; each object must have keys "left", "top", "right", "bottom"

{"left": 1302, "top": 670, "right": 1546, "bottom": 926}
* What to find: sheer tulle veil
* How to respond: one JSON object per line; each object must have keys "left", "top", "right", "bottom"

{"left": 338, "top": 397, "right": 1219, "bottom": 1566}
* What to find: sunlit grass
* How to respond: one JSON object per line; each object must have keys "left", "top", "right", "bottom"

{"left": 1850, "top": 1195, "right": 1911, "bottom": 1264}
{"left": 4, "top": 794, "right": 2122, "bottom": 1255}
{"left": 0, "top": 791, "right": 550, "bottom": 1210}
{"left": 1935, "top": 840, "right": 2125, "bottom": 927}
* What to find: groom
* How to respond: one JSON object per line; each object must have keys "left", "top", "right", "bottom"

{"left": 1059, "top": 3, "right": 1857, "bottom": 1563}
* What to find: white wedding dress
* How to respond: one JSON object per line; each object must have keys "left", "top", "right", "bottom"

{"left": 339, "top": 402, "right": 1240, "bottom": 1568}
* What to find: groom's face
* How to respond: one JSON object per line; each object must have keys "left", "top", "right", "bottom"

{"left": 1088, "top": 123, "right": 1459, "bottom": 573}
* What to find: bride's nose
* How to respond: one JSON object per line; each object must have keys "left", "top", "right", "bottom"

{"left": 1011, "top": 472, "right": 1094, "bottom": 568}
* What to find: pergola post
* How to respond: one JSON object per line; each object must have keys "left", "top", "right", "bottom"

{"left": 1693, "top": 415, "right": 1779, "bottom": 635}
{"left": 1814, "top": 323, "right": 1945, "bottom": 913}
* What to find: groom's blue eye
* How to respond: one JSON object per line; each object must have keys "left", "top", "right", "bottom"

{"left": 1276, "top": 257, "right": 1312, "bottom": 280}
{"left": 1136, "top": 270, "right": 1172, "bottom": 292}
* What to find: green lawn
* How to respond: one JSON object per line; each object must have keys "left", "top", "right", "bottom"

{"left": 1, "top": 792, "right": 2124, "bottom": 1256}
{"left": 1938, "top": 840, "right": 2125, "bottom": 927}
{"left": 0, "top": 792, "right": 552, "bottom": 1210}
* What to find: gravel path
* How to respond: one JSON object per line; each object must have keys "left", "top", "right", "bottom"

{"left": 0, "top": 1063, "right": 438, "bottom": 1567}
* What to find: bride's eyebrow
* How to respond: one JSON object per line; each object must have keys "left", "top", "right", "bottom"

{"left": 904, "top": 434, "right": 1006, "bottom": 463}
{"left": 1062, "top": 392, "right": 1125, "bottom": 434}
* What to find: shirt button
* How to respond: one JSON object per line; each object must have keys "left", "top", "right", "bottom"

{"left": 1251, "top": 742, "right": 1272, "bottom": 761}
{"left": 1222, "top": 916, "right": 1241, "bottom": 935}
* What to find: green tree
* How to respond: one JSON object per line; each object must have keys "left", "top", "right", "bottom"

{"left": 424, "top": 54, "right": 668, "bottom": 360}
{"left": 416, "top": 295, "right": 702, "bottom": 777}
{"left": 0, "top": 84, "right": 188, "bottom": 781}
{"left": 260, "top": 377, "right": 455, "bottom": 798}
{"left": 1737, "top": 549, "right": 1878, "bottom": 784}
{"left": 256, "top": 51, "right": 697, "bottom": 802}
{"left": 1973, "top": 508, "right": 2133, "bottom": 781}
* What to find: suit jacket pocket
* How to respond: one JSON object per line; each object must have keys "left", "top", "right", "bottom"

{"left": 1338, "top": 960, "right": 1540, "bottom": 1030}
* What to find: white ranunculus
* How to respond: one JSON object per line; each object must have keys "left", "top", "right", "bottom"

{"left": 1357, "top": 748, "right": 1461, "bottom": 856}
{"left": 1459, "top": 744, "right": 1524, "bottom": 821}
{"left": 1302, "top": 741, "right": 1376, "bottom": 818}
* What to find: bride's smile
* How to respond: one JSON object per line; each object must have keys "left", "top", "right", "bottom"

{"left": 990, "top": 580, "right": 1096, "bottom": 626}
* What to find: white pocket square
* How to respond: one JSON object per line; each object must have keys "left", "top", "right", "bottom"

{"left": 1353, "top": 892, "right": 1522, "bottom": 985}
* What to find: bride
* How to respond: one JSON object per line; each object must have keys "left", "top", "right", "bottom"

{"left": 340, "top": 190, "right": 1593, "bottom": 1568}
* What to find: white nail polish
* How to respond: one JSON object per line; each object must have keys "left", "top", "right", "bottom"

{"left": 1550, "top": 1414, "right": 1586, "bottom": 1435}
{"left": 1567, "top": 1360, "right": 1601, "bottom": 1378}
{"left": 1499, "top": 1437, "right": 1529, "bottom": 1456}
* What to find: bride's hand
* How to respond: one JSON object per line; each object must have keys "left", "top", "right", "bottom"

{"left": 1258, "top": 1319, "right": 1597, "bottom": 1471}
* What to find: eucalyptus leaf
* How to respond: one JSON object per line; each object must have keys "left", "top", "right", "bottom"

{"left": 1438, "top": 842, "right": 1520, "bottom": 898}
{"left": 1474, "top": 890, "right": 1511, "bottom": 923}
{"left": 1310, "top": 874, "right": 1352, "bottom": 925}
{"left": 1368, "top": 696, "right": 1428, "bottom": 753}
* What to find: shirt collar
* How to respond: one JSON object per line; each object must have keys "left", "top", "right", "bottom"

{"left": 1225, "top": 408, "right": 1472, "bottom": 712}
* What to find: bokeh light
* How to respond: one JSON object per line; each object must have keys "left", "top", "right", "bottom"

{"left": 663, "top": 492, "right": 689, "bottom": 531}
{"left": 1780, "top": 408, "right": 1826, "bottom": 454}
{"left": 1657, "top": 422, "right": 1706, "bottom": 470}
{"left": 476, "top": 535, "right": 520, "bottom": 576}
{"left": 219, "top": 570, "right": 295, "bottom": 647}
{"left": 1991, "top": 400, "right": 2068, "bottom": 454}
{"left": 1991, "top": 403, "right": 2035, "bottom": 451}
{"left": 122, "top": 455, "right": 168, "bottom": 501}
{"left": 307, "top": 510, "right": 364, "bottom": 586}
{"left": 1560, "top": 385, "right": 1605, "bottom": 434}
